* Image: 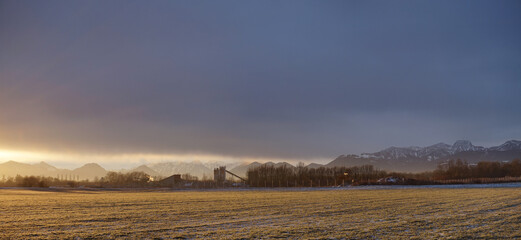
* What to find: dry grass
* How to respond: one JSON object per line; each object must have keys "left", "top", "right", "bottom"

{"left": 1, "top": 187, "right": 520, "bottom": 239}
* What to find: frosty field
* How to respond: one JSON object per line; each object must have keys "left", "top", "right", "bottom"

{"left": 1, "top": 187, "right": 520, "bottom": 239}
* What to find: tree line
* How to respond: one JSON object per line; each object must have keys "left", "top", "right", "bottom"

{"left": 246, "top": 163, "right": 388, "bottom": 187}
{"left": 0, "top": 175, "right": 84, "bottom": 188}
{"left": 0, "top": 171, "right": 209, "bottom": 188}
{"left": 0, "top": 171, "right": 153, "bottom": 188}
{"left": 246, "top": 159, "right": 521, "bottom": 187}
{"left": 432, "top": 159, "right": 521, "bottom": 180}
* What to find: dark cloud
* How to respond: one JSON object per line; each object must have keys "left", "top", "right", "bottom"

{"left": 1, "top": 0, "right": 520, "bottom": 161}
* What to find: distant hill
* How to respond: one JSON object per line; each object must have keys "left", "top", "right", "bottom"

{"left": 0, "top": 161, "right": 107, "bottom": 180}
{"left": 0, "top": 161, "right": 44, "bottom": 177}
{"left": 124, "top": 165, "right": 161, "bottom": 177}
{"left": 71, "top": 163, "right": 107, "bottom": 180}
{"left": 148, "top": 162, "right": 213, "bottom": 179}
{"left": 33, "top": 161, "right": 59, "bottom": 172}
{"left": 201, "top": 161, "right": 243, "bottom": 171}
{"left": 264, "top": 162, "right": 295, "bottom": 169}
{"left": 305, "top": 163, "right": 324, "bottom": 169}
{"left": 229, "top": 162, "right": 263, "bottom": 178}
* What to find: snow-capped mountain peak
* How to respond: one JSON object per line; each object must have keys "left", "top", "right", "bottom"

{"left": 362, "top": 140, "right": 494, "bottom": 161}
{"left": 451, "top": 140, "right": 474, "bottom": 152}
{"left": 426, "top": 142, "right": 451, "bottom": 150}
{"left": 450, "top": 140, "right": 485, "bottom": 153}
{"left": 489, "top": 140, "right": 521, "bottom": 151}
{"left": 369, "top": 146, "right": 421, "bottom": 159}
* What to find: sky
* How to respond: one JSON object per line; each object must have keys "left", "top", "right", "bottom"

{"left": 1, "top": 0, "right": 521, "bottom": 168}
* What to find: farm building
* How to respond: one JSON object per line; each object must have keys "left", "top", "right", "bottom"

{"left": 158, "top": 174, "right": 182, "bottom": 187}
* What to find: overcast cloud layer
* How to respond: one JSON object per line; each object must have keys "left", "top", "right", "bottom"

{"left": 1, "top": 0, "right": 520, "bottom": 163}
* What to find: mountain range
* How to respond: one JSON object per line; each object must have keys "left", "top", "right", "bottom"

{"left": 0, "top": 160, "right": 242, "bottom": 180}
{"left": 0, "top": 161, "right": 108, "bottom": 181}
{"left": 326, "top": 140, "right": 521, "bottom": 172}
{"left": 1, "top": 140, "right": 520, "bottom": 179}
{"left": 231, "top": 140, "right": 521, "bottom": 174}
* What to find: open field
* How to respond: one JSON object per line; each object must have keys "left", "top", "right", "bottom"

{"left": 1, "top": 187, "right": 521, "bottom": 239}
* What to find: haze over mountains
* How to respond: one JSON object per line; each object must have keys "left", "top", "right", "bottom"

{"left": 0, "top": 161, "right": 243, "bottom": 181}
{"left": 1, "top": 140, "right": 520, "bottom": 180}
{"left": 0, "top": 161, "right": 108, "bottom": 181}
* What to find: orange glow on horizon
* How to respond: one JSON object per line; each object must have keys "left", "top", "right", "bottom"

{"left": 0, "top": 148, "right": 327, "bottom": 167}
{"left": 0, "top": 149, "right": 50, "bottom": 161}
